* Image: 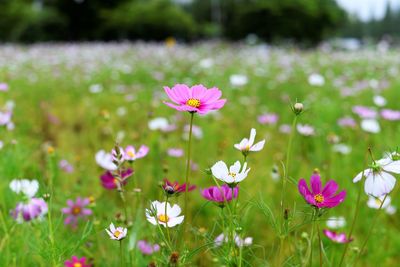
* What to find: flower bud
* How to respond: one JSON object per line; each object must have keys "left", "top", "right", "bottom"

{"left": 293, "top": 102, "right": 304, "bottom": 115}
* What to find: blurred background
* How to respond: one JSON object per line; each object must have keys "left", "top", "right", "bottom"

{"left": 0, "top": 0, "right": 400, "bottom": 47}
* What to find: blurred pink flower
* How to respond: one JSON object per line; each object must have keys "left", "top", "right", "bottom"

{"left": 64, "top": 256, "right": 91, "bottom": 267}
{"left": 124, "top": 145, "right": 149, "bottom": 161}
{"left": 0, "top": 83, "right": 9, "bottom": 92}
{"left": 100, "top": 168, "right": 133, "bottom": 190}
{"left": 167, "top": 148, "right": 184, "bottom": 157}
{"left": 337, "top": 117, "right": 356, "bottom": 128}
{"left": 279, "top": 124, "right": 291, "bottom": 134}
{"left": 258, "top": 113, "right": 279, "bottom": 125}
{"left": 297, "top": 124, "right": 315, "bottom": 136}
{"left": 164, "top": 84, "right": 226, "bottom": 114}
{"left": 323, "top": 230, "right": 352, "bottom": 243}
{"left": 381, "top": 109, "right": 400, "bottom": 121}
{"left": 11, "top": 198, "right": 48, "bottom": 223}
{"left": 59, "top": 159, "right": 74, "bottom": 173}
{"left": 352, "top": 106, "right": 377, "bottom": 119}
{"left": 137, "top": 240, "right": 160, "bottom": 255}
{"left": 61, "top": 197, "right": 92, "bottom": 228}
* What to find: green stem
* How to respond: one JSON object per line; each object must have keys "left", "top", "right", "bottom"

{"left": 183, "top": 112, "right": 195, "bottom": 234}
{"left": 120, "top": 240, "right": 124, "bottom": 267}
{"left": 353, "top": 194, "right": 388, "bottom": 266}
{"left": 47, "top": 154, "right": 57, "bottom": 266}
{"left": 338, "top": 179, "right": 363, "bottom": 267}
{"left": 309, "top": 209, "right": 317, "bottom": 267}
{"left": 317, "top": 220, "right": 322, "bottom": 267}
{"left": 165, "top": 197, "right": 171, "bottom": 244}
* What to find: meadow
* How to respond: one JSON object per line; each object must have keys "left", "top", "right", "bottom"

{"left": 0, "top": 42, "right": 399, "bottom": 266}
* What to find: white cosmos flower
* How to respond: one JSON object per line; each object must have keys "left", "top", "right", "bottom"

{"left": 353, "top": 158, "right": 400, "bottom": 197}
{"left": 308, "top": 73, "right": 325, "bottom": 86}
{"left": 148, "top": 117, "right": 168, "bottom": 131}
{"left": 234, "top": 128, "right": 265, "bottom": 153}
{"left": 297, "top": 124, "right": 315, "bottom": 136}
{"left": 214, "top": 233, "right": 253, "bottom": 247}
{"left": 361, "top": 119, "right": 380, "bottom": 133}
{"left": 367, "top": 195, "right": 396, "bottom": 215}
{"left": 146, "top": 201, "right": 184, "bottom": 228}
{"left": 332, "top": 144, "right": 352, "bottom": 155}
{"left": 229, "top": 74, "right": 248, "bottom": 87}
{"left": 9, "top": 179, "right": 39, "bottom": 198}
{"left": 211, "top": 161, "right": 250, "bottom": 184}
{"left": 95, "top": 150, "right": 117, "bottom": 171}
{"left": 105, "top": 223, "right": 127, "bottom": 241}
{"left": 326, "top": 216, "right": 346, "bottom": 229}
{"left": 373, "top": 95, "right": 387, "bottom": 107}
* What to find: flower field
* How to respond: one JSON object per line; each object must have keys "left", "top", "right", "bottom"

{"left": 0, "top": 42, "right": 399, "bottom": 266}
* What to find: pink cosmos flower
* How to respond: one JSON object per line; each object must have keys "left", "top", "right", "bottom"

{"left": 163, "top": 84, "right": 226, "bottom": 114}
{"left": 137, "top": 240, "right": 160, "bottom": 255}
{"left": 11, "top": 198, "right": 48, "bottom": 223}
{"left": 381, "top": 109, "right": 400, "bottom": 121}
{"left": 100, "top": 168, "right": 134, "bottom": 190}
{"left": 59, "top": 159, "right": 74, "bottom": 173}
{"left": 298, "top": 172, "right": 346, "bottom": 209}
{"left": 323, "top": 229, "right": 353, "bottom": 243}
{"left": 64, "top": 256, "right": 91, "bottom": 267}
{"left": 124, "top": 145, "right": 149, "bottom": 161}
{"left": 0, "top": 83, "right": 9, "bottom": 92}
{"left": 201, "top": 184, "right": 239, "bottom": 206}
{"left": 61, "top": 197, "right": 92, "bottom": 228}
{"left": 162, "top": 178, "right": 196, "bottom": 196}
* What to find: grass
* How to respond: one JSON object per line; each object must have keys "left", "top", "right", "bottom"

{"left": 0, "top": 42, "right": 399, "bottom": 266}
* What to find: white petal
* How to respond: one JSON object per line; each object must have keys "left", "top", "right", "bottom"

{"left": 383, "top": 161, "right": 400, "bottom": 174}
{"left": 365, "top": 172, "right": 396, "bottom": 197}
{"left": 167, "top": 216, "right": 184, "bottom": 227}
{"left": 250, "top": 140, "right": 265, "bottom": 151}
{"left": 248, "top": 128, "right": 256, "bottom": 146}
{"left": 353, "top": 169, "right": 371, "bottom": 183}
{"left": 211, "top": 161, "right": 229, "bottom": 180}
{"left": 110, "top": 223, "right": 115, "bottom": 232}
{"left": 146, "top": 216, "right": 157, "bottom": 226}
{"left": 386, "top": 205, "right": 396, "bottom": 215}
{"left": 230, "top": 161, "right": 241, "bottom": 174}
{"left": 169, "top": 204, "right": 182, "bottom": 217}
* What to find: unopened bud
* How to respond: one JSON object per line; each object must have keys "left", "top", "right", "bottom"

{"left": 293, "top": 102, "right": 304, "bottom": 115}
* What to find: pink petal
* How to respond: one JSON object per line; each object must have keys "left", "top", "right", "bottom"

{"left": 190, "top": 84, "right": 207, "bottom": 99}
{"left": 298, "top": 179, "right": 311, "bottom": 198}
{"left": 201, "top": 87, "right": 222, "bottom": 103}
{"left": 310, "top": 174, "right": 322, "bottom": 194}
{"left": 322, "top": 180, "right": 339, "bottom": 198}
{"left": 323, "top": 190, "right": 346, "bottom": 208}
{"left": 172, "top": 84, "right": 190, "bottom": 101}
{"left": 164, "top": 86, "right": 183, "bottom": 104}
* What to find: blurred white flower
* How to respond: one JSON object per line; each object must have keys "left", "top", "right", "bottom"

{"left": 373, "top": 95, "right": 387, "bottom": 107}
{"left": 9, "top": 179, "right": 39, "bottom": 198}
{"left": 297, "top": 124, "right": 315, "bottom": 136}
{"left": 199, "top": 58, "right": 214, "bottom": 69}
{"left": 116, "top": 107, "right": 127, "bottom": 117}
{"left": 230, "top": 74, "right": 248, "bottom": 87}
{"left": 148, "top": 117, "right": 176, "bottom": 132}
{"left": 95, "top": 150, "right": 117, "bottom": 171}
{"left": 332, "top": 144, "right": 352, "bottom": 155}
{"left": 361, "top": 119, "right": 380, "bottom": 133}
{"left": 308, "top": 73, "right": 325, "bottom": 86}
{"left": 367, "top": 195, "right": 396, "bottom": 215}
{"left": 89, "top": 84, "right": 103, "bottom": 93}
{"left": 326, "top": 216, "right": 346, "bottom": 229}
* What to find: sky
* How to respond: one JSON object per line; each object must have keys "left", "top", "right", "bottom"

{"left": 336, "top": 0, "right": 400, "bottom": 21}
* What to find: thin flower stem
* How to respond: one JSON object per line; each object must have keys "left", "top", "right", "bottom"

{"left": 338, "top": 149, "right": 370, "bottom": 267}
{"left": 156, "top": 221, "right": 173, "bottom": 252}
{"left": 309, "top": 209, "right": 317, "bottom": 267}
{"left": 316, "top": 220, "right": 323, "bottom": 267}
{"left": 120, "top": 240, "right": 124, "bottom": 267}
{"left": 353, "top": 194, "right": 388, "bottom": 267}
{"left": 183, "top": 112, "right": 195, "bottom": 234}
{"left": 47, "top": 154, "right": 57, "bottom": 266}
{"left": 164, "top": 196, "right": 171, "bottom": 244}
{"left": 279, "top": 115, "right": 298, "bottom": 265}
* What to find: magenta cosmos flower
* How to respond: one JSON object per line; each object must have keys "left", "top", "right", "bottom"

{"left": 11, "top": 198, "right": 48, "bottom": 223}
{"left": 61, "top": 197, "right": 92, "bottom": 227}
{"left": 323, "top": 230, "right": 353, "bottom": 244}
{"left": 100, "top": 168, "right": 133, "bottom": 190}
{"left": 64, "top": 256, "right": 91, "bottom": 267}
{"left": 163, "top": 84, "right": 226, "bottom": 114}
{"left": 201, "top": 184, "right": 239, "bottom": 206}
{"left": 298, "top": 172, "right": 346, "bottom": 209}
{"left": 162, "top": 178, "right": 196, "bottom": 196}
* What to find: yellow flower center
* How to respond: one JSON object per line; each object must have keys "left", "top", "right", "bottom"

{"left": 72, "top": 206, "right": 81, "bottom": 215}
{"left": 114, "top": 230, "right": 121, "bottom": 238}
{"left": 73, "top": 263, "right": 82, "bottom": 267}
{"left": 375, "top": 199, "right": 382, "bottom": 206}
{"left": 158, "top": 214, "right": 170, "bottom": 223}
{"left": 314, "top": 194, "right": 324, "bottom": 204}
{"left": 127, "top": 151, "right": 135, "bottom": 158}
{"left": 228, "top": 172, "right": 237, "bottom": 178}
{"left": 186, "top": 98, "right": 201, "bottom": 108}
